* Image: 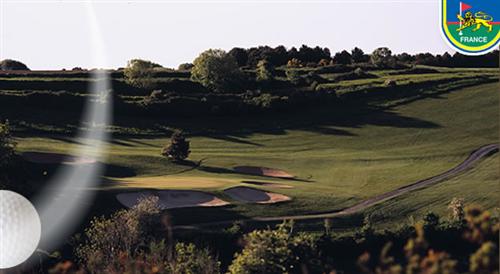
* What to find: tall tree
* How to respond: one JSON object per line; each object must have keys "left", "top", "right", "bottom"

{"left": 191, "top": 49, "right": 242, "bottom": 92}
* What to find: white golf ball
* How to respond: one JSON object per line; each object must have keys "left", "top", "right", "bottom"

{"left": 0, "top": 190, "right": 41, "bottom": 269}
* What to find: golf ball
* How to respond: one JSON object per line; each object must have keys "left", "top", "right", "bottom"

{"left": 0, "top": 190, "right": 41, "bottom": 269}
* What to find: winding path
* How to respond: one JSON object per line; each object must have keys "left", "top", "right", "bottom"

{"left": 175, "top": 144, "right": 499, "bottom": 229}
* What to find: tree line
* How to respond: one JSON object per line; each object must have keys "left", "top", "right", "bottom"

{"left": 1, "top": 45, "right": 498, "bottom": 72}
{"left": 226, "top": 45, "right": 499, "bottom": 68}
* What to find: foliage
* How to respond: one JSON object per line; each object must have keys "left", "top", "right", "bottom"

{"left": 74, "top": 197, "right": 219, "bottom": 274}
{"left": 168, "top": 242, "right": 220, "bottom": 274}
{"left": 177, "top": 63, "right": 194, "bottom": 71}
{"left": 228, "top": 221, "right": 317, "bottom": 274}
{"left": 124, "top": 59, "right": 162, "bottom": 89}
{"left": 351, "top": 47, "right": 370, "bottom": 63}
{"left": 191, "top": 49, "right": 242, "bottom": 92}
{"left": 228, "top": 47, "right": 249, "bottom": 67}
{"left": 371, "top": 47, "right": 395, "bottom": 68}
{"left": 161, "top": 130, "right": 190, "bottom": 161}
{"left": 0, "top": 120, "right": 16, "bottom": 168}
{"left": 286, "top": 58, "right": 303, "bottom": 68}
{"left": 358, "top": 205, "right": 499, "bottom": 274}
{"left": 333, "top": 50, "right": 352, "bottom": 65}
{"left": 0, "top": 59, "right": 29, "bottom": 70}
{"left": 255, "top": 59, "right": 275, "bottom": 81}
{"left": 285, "top": 68, "right": 302, "bottom": 85}
{"left": 448, "top": 198, "right": 465, "bottom": 223}
{"left": 76, "top": 196, "right": 161, "bottom": 272}
{"left": 318, "top": 58, "right": 331, "bottom": 66}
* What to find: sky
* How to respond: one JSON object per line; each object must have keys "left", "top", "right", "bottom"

{"left": 0, "top": 0, "right": 453, "bottom": 70}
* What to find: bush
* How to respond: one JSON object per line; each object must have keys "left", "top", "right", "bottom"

{"left": 191, "top": 49, "right": 242, "bottom": 92}
{"left": 384, "top": 79, "right": 397, "bottom": 87}
{"left": 333, "top": 50, "right": 352, "bottom": 65}
{"left": 228, "top": 221, "right": 317, "bottom": 274}
{"left": 255, "top": 59, "right": 275, "bottom": 81}
{"left": 124, "top": 59, "right": 162, "bottom": 89}
{"left": 286, "top": 58, "right": 303, "bottom": 68}
{"left": 285, "top": 68, "right": 302, "bottom": 85}
{"left": 371, "top": 47, "right": 396, "bottom": 68}
{"left": 76, "top": 196, "right": 161, "bottom": 272}
{"left": 0, "top": 59, "right": 29, "bottom": 70}
{"left": 162, "top": 130, "right": 191, "bottom": 161}
{"left": 178, "top": 63, "right": 194, "bottom": 71}
{"left": 0, "top": 121, "right": 15, "bottom": 168}
{"left": 75, "top": 197, "right": 220, "bottom": 274}
{"left": 318, "top": 58, "right": 331, "bottom": 66}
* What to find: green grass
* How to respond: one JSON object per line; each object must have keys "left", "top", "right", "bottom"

{"left": 13, "top": 80, "right": 499, "bottom": 225}
{"left": 362, "top": 153, "right": 499, "bottom": 230}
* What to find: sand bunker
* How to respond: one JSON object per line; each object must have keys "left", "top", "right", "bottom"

{"left": 233, "top": 166, "right": 295, "bottom": 179}
{"left": 116, "top": 190, "right": 230, "bottom": 209}
{"left": 22, "top": 151, "right": 96, "bottom": 165}
{"left": 224, "top": 186, "right": 291, "bottom": 204}
{"left": 241, "top": 181, "right": 293, "bottom": 189}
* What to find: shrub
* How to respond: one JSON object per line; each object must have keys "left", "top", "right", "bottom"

{"left": 162, "top": 130, "right": 191, "bottom": 161}
{"left": 333, "top": 50, "right": 352, "bottom": 65}
{"left": 318, "top": 58, "right": 331, "bottom": 66}
{"left": 76, "top": 196, "right": 161, "bottom": 272}
{"left": 0, "top": 59, "right": 29, "bottom": 70}
{"left": 228, "top": 221, "right": 317, "bottom": 274}
{"left": 191, "top": 49, "right": 242, "bottom": 92}
{"left": 124, "top": 59, "right": 162, "bottom": 89}
{"left": 286, "top": 58, "right": 303, "bottom": 68}
{"left": 255, "top": 59, "right": 275, "bottom": 81}
{"left": 178, "top": 63, "right": 194, "bottom": 71}
{"left": 168, "top": 242, "right": 220, "bottom": 274}
{"left": 351, "top": 47, "right": 369, "bottom": 63}
{"left": 448, "top": 198, "right": 465, "bottom": 223}
{"left": 75, "top": 197, "right": 220, "bottom": 274}
{"left": 285, "top": 68, "right": 302, "bottom": 85}
{"left": 0, "top": 120, "right": 15, "bottom": 168}
{"left": 371, "top": 47, "right": 396, "bottom": 68}
{"left": 384, "top": 79, "right": 397, "bottom": 87}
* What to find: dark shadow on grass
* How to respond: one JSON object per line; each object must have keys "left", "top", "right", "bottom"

{"left": 204, "top": 134, "right": 264, "bottom": 147}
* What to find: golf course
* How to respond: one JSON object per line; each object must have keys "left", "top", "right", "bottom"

{"left": 8, "top": 70, "right": 499, "bottom": 229}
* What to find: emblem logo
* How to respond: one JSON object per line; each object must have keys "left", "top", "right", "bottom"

{"left": 441, "top": 0, "right": 500, "bottom": 55}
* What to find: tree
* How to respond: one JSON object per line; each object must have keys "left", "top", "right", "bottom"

{"left": 0, "top": 59, "right": 29, "bottom": 70}
{"left": 395, "top": 52, "right": 414, "bottom": 64}
{"left": 177, "top": 63, "right": 194, "bottom": 71}
{"left": 162, "top": 130, "right": 190, "bottom": 161}
{"left": 124, "top": 59, "right": 162, "bottom": 89}
{"left": 351, "top": 47, "right": 369, "bottom": 63}
{"left": 371, "top": 47, "right": 394, "bottom": 67}
{"left": 76, "top": 197, "right": 220, "bottom": 273}
{"left": 228, "top": 47, "right": 248, "bottom": 67}
{"left": 191, "top": 49, "right": 242, "bottom": 92}
{"left": 0, "top": 121, "right": 15, "bottom": 168}
{"left": 228, "top": 221, "right": 316, "bottom": 274}
{"left": 256, "top": 59, "right": 275, "bottom": 81}
{"left": 333, "top": 50, "right": 352, "bottom": 65}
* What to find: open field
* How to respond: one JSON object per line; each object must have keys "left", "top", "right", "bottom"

{"left": 12, "top": 79, "right": 499, "bottom": 227}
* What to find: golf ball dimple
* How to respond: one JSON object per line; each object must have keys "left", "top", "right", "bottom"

{"left": 0, "top": 190, "right": 41, "bottom": 269}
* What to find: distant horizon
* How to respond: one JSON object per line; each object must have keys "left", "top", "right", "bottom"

{"left": 1, "top": 1, "right": 453, "bottom": 70}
